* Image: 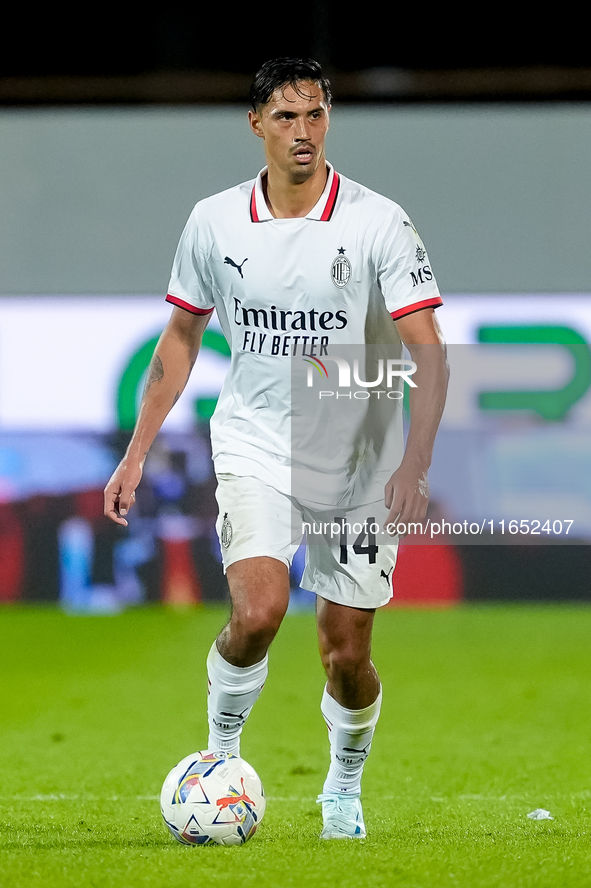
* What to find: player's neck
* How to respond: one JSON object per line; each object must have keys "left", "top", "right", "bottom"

{"left": 263, "top": 161, "right": 329, "bottom": 219}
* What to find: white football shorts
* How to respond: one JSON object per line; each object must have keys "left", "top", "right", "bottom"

{"left": 215, "top": 473, "right": 397, "bottom": 609}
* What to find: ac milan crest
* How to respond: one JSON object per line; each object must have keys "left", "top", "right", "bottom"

{"left": 331, "top": 247, "right": 351, "bottom": 289}
{"left": 221, "top": 513, "right": 233, "bottom": 549}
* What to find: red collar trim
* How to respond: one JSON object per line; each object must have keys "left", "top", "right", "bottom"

{"left": 250, "top": 184, "right": 260, "bottom": 222}
{"left": 320, "top": 172, "right": 340, "bottom": 222}
{"left": 250, "top": 165, "right": 340, "bottom": 222}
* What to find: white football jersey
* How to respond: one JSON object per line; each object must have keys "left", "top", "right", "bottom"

{"left": 167, "top": 163, "right": 442, "bottom": 500}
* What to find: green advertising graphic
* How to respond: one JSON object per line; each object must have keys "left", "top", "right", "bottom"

{"left": 117, "top": 330, "right": 231, "bottom": 430}
{"left": 478, "top": 325, "right": 591, "bottom": 421}
{"left": 116, "top": 324, "right": 591, "bottom": 430}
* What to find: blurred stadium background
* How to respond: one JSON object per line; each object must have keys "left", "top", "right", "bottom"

{"left": 1, "top": 9, "right": 590, "bottom": 611}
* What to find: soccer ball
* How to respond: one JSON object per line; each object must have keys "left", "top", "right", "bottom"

{"left": 160, "top": 750, "right": 265, "bottom": 846}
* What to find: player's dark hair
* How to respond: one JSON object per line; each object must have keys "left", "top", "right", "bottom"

{"left": 250, "top": 58, "right": 332, "bottom": 111}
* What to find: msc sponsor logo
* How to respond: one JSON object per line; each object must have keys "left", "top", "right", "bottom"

{"left": 410, "top": 266, "right": 433, "bottom": 287}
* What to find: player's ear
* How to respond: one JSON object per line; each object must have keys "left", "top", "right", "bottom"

{"left": 248, "top": 110, "right": 264, "bottom": 139}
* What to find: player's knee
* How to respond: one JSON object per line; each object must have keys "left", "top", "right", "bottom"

{"left": 320, "top": 643, "right": 370, "bottom": 685}
{"left": 234, "top": 601, "right": 286, "bottom": 648}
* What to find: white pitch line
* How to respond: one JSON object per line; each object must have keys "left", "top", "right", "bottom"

{"left": 0, "top": 795, "right": 303, "bottom": 803}
{"left": 0, "top": 795, "right": 160, "bottom": 802}
{"left": 1, "top": 792, "right": 589, "bottom": 804}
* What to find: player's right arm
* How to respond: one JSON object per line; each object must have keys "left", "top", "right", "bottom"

{"left": 103, "top": 306, "right": 212, "bottom": 526}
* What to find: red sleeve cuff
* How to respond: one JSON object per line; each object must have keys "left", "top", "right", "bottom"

{"left": 166, "top": 293, "right": 214, "bottom": 315}
{"left": 390, "top": 296, "right": 443, "bottom": 321}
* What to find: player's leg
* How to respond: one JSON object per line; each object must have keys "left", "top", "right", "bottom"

{"left": 317, "top": 597, "right": 379, "bottom": 709}
{"left": 207, "top": 475, "right": 300, "bottom": 756}
{"left": 302, "top": 502, "right": 395, "bottom": 838}
{"left": 218, "top": 556, "right": 291, "bottom": 666}
{"left": 315, "top": 598, "right": 382, "bottom": 838}
{"left": 207, "top": 556, "right": 290, "bottom": 756}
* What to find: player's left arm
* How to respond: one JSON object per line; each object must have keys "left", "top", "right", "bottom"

{"left": 384, "top": 308, "right": 449, "bottom": 531}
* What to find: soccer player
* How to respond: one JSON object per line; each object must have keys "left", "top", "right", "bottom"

{"left": 104, "top": 57, "right": 448, "bottom": 839}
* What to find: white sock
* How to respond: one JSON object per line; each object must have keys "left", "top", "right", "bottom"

{"left": 206, "top": 641, "right": 268, "bottom": 757}
{"left": 321, "top": 684, "right": 382, "bottom": 796}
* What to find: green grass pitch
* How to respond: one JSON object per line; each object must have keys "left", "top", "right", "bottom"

{"left": 1, "top": 603, "right": 591, "bottom": 888}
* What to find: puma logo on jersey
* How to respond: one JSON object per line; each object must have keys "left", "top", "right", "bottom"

{"left": 224, "top": 256, "right": 248, "bottom": 278}
{"left": 380, "top": 567, "right": 394, "bottom": 583}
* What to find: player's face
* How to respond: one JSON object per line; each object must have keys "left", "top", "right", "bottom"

{"left": 249, "top": 81, "right": 330, "bottom": 183}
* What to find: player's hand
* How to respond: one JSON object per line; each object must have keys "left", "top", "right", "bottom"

{"left": 384, "top": 463, "right": 429, "bottom": 536}
{"left": 104, "top": 458, "right": 144, "bottom": 526}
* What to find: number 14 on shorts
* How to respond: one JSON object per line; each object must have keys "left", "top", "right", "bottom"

{"left": 334, "top": 517, "right": 378, "bottom": 564}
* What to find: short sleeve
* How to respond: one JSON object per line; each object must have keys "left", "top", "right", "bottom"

{"left": 166, "top": 205, "right": 215, "bottom": 315}
{"left": 375, "top": 208, "right": 443, "bottom": 321}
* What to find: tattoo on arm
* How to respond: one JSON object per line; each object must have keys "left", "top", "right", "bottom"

{"left": 187, "top": 357, "right": 197, "bottom": 385}
{"left": 144, "top": 354, "right": 164, "bottom": 395}
{"left": 144, "top": 350, "right": 195, "bottom": 405}
{"left": 173, "top": 357, "right": 195, "bottom": 405}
